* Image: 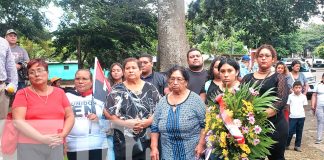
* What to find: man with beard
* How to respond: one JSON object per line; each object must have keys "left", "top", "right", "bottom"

{"left": 186, "top": 48, "right": 208, "bottom": 94}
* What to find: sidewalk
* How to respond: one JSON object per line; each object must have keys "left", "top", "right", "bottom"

{"left": 285, "top": 103, "right": 324, "bottom": 160}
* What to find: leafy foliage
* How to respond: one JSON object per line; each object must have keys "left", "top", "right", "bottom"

{"left": 188, "top": 0, "right": 322, "bottom": 48}
{"left": 0, "top": 0, "right": 51, "bottom": 41}
{"left": 315, "top": 43, "right": 324, "bottom": 58}
{"left": 53, "top": 0, "right": 157, "bottom": 69}
{"left": 19, "top": 36, "right": 59, "bottom": 61}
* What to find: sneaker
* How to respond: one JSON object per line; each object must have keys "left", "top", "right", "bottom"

{"left": 294, "top": 147, "right": 302, "bottom": 152}
{"left": 315, "top": 139, "right": 322, "bottom": 144}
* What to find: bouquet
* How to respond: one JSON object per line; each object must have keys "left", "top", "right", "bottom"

{"left": 205, "top": 82, "right": 277, "bottom": 160}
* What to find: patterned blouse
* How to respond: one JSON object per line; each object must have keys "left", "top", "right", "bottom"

{"left": 151, "top": 92, "right": 206, "bottom": 160}
{"left": 105, "top": 82, "right": 160, "bottom": 137}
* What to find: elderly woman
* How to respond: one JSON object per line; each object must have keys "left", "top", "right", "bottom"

{"left": 65, "top": 69, "right": 113, "bottom": 160}
{"left": 12, "top": 58, "right": 74, "bottom": 160}
{"left": 108, "top": 62, "right": 124, "bottom": 86}
{"left": 105, "top": 58, "right": 160, "bottom": 160}
{"left": 288, "top": 60, "right": 309, "bottom": 94}
{"left": 242, "top": 44, "right": 289, "bottom": 160}
{"left": 150, "top": 66, "right": 206, "bottom": 160}
{"left": 312, "top": 73, "right": 324, "bottom": 144}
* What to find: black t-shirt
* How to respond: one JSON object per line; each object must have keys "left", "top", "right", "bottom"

{"left": 141, "top": 71, "right": 167, "bottom": 96}
{"left": 186, "top": 69, "right": 208, "bottom": 94}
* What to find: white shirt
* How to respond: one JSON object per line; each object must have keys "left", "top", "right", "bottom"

{"left": 287, "top": 93, "right": 308, "bottom": 118}
{"left": 66, "top": 92, "right": 108, "bottom": 152}
{"left": 314, "top": 82, "right": 324, "bottom": 107}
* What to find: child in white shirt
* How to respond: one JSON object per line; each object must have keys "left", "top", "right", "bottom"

{"left": 286, "top": 81, "right": 308, "bottom": 152}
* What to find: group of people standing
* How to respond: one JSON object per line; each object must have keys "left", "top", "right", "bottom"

{"left": 1, "top": 28, "right": 323, "bottom": 160}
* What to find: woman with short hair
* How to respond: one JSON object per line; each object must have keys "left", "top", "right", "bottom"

{"left": 12, "top": 58, "right": 74, "bottom": 160}
{"left": 288, "top": 60, "right": 309, "bottom": 94}
{"left": 65, "top": 69, "right": 112, "bottom": 160}
{"left": 150, "top": 66, "right": 206, "bottom": 160}
{"left": 105, "top": 58, "right": 160, "bottom": 160}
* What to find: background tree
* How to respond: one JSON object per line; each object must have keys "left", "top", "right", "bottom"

{"left": 188, "top": 0, "right": 323, "bottom": 49}
{"left": 315, "top": 43, "right": 324, "bottom": 58}
{"left": 53, "top": 0, "right": 157, "bottom": 69}
{"left": 0, "top": 0, "right": 51, "bottom": 41}
{"left": 158, "top": 0, "right": 189, "bottom": 71}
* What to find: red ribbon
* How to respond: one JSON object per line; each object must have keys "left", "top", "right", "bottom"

{"left": 215, "top": 95, "right": 245, "bottom": 144}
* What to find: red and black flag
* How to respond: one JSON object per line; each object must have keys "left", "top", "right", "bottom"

{"left": 93, "top": 57, "right": 111, "bottom": 102}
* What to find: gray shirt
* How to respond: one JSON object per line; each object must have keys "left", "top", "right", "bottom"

{"left": 0, "top": 37, "right": 18, "bottom": 87}
{"left": 11, "top": 45, "right": 29, "bottom": 82}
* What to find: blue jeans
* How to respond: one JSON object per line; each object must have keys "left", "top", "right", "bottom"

{"left": 106, "top": 136, "right": 115, "bottom": 160}
{"left": 287, "top": 117, "right": 305, "bottom": 147}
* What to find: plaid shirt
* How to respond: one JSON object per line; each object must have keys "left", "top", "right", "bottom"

{"left": 0, "top": 37, "right": 18, "bottom": 88}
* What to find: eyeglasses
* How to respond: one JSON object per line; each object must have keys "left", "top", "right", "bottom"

{"left": 28, "top": 68, "right": 47, "bottom": 76}
{"left": 257, "top": 54, "right": 272, "bottom": 58}
{"left": 168, "top": 77, "right": 185, "bottom": 84}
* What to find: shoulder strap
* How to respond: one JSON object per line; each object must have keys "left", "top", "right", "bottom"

{"left": 22, "top": 88, "right": 28, "bottom": 99}
{"left": 289, "top": 72, "right": 295, "bottom": 83}
{"left": 205, "top": 80, "right": 212, "bottom": 93}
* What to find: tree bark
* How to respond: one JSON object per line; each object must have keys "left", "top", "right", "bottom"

{"left": 157, "top": 0, "right": 189, "bottom": 72}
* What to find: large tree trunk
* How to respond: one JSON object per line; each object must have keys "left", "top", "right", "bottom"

{"left": 157, "top": 0, "right": 189, "bottom": 72}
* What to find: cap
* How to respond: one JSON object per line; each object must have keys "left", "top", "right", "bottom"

{"left": 242, "top": 55, "right": 251, "bottom": 61}
{"left": 5, "top": 29, "right": 17, "bottom": 36}
{"left": 50, "top": 77, "right": 62, "bottom": 83}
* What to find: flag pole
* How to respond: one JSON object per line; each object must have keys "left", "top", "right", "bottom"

{"left": 89, "top": 57, "right": 98, "bottom": 134}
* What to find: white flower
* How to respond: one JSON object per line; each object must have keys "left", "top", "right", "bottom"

{"left": 233, "top": 119, "right": 242, "bottom": 127}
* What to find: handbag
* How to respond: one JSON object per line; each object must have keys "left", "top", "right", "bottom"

{"left": 1, "top": 89, "right": 28, "bottom": 155}
{"left": 1, "top": 112, "right": 18, "bottom": 155}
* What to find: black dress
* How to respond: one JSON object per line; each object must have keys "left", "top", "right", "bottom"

{"left": 242, "top": 72, "right": 289, "bottom": 160}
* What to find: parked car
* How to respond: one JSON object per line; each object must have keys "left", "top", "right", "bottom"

{"left": 313, "top": 59, "right": 324, "bottom": 68}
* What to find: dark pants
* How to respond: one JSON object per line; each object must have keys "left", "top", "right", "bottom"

{"left": 67, "top": 149, "right": 107, "bottom": 160}
{"left": 267, "top": 111, "right": 288, "bottom": 160}
{"left": 287, "top": 117, "right": 305, "bottom": 147}
{"left": 113, "top": 130, "right": 150, "bottom": 160}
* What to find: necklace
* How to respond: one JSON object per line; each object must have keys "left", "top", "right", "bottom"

{"left": 31, "top": 85, "right": 49, "bottom": 104}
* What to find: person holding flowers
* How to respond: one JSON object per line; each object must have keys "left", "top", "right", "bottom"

{"left": 241, "top": 44, "right": 289, "bottom": 160}
{"left": 211, "top": 58, "right": 240, "bottom": 95}
{"left": 150, "top": 66, "right": 206, "bottom": 160}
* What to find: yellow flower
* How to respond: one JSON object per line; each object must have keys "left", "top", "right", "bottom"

{"left": 220, "top": 132, "right": 227, "bottom": 142}
{"left": 208, "top": 135, "right": 216, "bottom": 142}
{"left": 225, "top": 109, "right": 233, "bottom": 118}
{"left": 222, "top": 149, "right": 228, "bottom": 156}
{"left": 249, "top": 132, "right": 255, "bottom": 138}
{"left": 241, "top": 153, "right": 248, "bottom": 158}
{"left": 239, "top": 144, "right": 251, "bottom": 154}
{"left": 220, "top": 142, "right": 226, "bottom": 148}
{"left": 242, "top": 100, "right": 254, "bottom": 113}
